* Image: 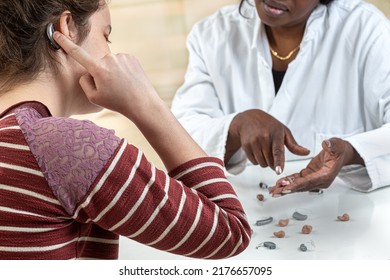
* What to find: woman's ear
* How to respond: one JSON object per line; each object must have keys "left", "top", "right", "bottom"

{"left": 56, "top": 11, "right": 78, "bottom": 41}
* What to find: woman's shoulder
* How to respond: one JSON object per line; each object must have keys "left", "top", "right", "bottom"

{"left": 322, "top": 0, "right": 390, "bottom": 49}
{"left": 330, "top": 0, "right": 389, "bottom": 25}
{"left": 191, "top": 4, "right": 254, "bottom": 35}
{"left": 189, "top": 3, "right": 257, "bottom": 48}
{"left": 10, "top": 103, "right": 122, "bottom": 176}
{"left": 10, "top": 103, "right": 123, "bottom": 215}
{"left": 12, "top": 103, "right": 121, "bottom": 150}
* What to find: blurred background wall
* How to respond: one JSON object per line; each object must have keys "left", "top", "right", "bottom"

{"left": 76, "top": 0, "right": 390, "bottom": 169}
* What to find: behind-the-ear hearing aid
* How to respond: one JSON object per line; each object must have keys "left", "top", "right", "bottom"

{"left": 46, "top": 23, "right": 61, "bottom": 50}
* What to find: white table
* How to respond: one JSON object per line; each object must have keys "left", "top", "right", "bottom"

{"left": 119, "top": 160, "right": 390, "bottom": 260}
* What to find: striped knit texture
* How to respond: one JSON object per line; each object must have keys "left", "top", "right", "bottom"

{"left": 0, "top": 104, "right": 251, "bottom": 260}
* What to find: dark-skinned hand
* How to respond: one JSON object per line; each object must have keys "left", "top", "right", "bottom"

{"left": 269, "top": 137, "right": 365, "bottom": 196}
{"left": 225, "top": 109, "right": 310, "bottom": 174}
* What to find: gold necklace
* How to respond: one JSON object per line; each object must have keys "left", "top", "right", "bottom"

{"left": 269, "top": 45, "right": 300, "bottom": 61}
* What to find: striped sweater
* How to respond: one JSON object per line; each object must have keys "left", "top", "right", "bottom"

{"left": 0, "top": 102, "right": 251, "bottom": 259}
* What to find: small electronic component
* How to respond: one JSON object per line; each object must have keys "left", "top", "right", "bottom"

{"left": 309, "top": 189, "right": 324, "bottom": 195}
{"left": 256, "top": 241, "right": 276, "bottom": 250}
{"left": 293, "top": 211, "right": 308, "bottom": 221}
{"left": 256, "top": 194, "right": 265, "bottom": 201}
{"left": 46, "top": 23, "right": 61, "bottom": 50}
{"left": 259, "top": 182, "right": 268, "bottom": 189}
{"left": 301, "top": 225, "right": 313, "bottom": 234}
{"left": 273, "top": 230, "right": 285, "bottom": 238}
{"left": 337, "top": 213, "right": 350, "bottom": 221}
{"left": 299, "top": 240, "right": 316, "bottom": 252}
{"left": 278, "top": 219, "right": 289, "bottom": 227}
{"left": 255, "top": 217, "right": 273, "bottom": 226}
{"left": 299, "top": 244, "right": 308, "bottom": 252}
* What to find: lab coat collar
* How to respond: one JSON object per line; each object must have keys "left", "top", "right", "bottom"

{"left": 303, "top": 3, "right": 328, "bottom": 42}
{"left": 251, "top": 12, "right": 262, "bottom": 51}
{"left": 250, "top": 12, "right": 272, "bottom": 66}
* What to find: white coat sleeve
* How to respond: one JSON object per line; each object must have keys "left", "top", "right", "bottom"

{"left": 342, "top": 23, "right": 390, "bottom": 192}
{"left": 171, "top": 25, "right": 247, "bottom": 174}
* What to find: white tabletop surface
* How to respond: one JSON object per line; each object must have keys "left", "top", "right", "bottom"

{"left": 119, "top": 160, "right": 390, "bottom": 260}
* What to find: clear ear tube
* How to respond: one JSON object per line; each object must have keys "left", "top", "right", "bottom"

{"left": 256, "top": 241, "right": 276, "bottom": 250}
{"left": 299, "top": 240, "right": 316, "bottom": 252}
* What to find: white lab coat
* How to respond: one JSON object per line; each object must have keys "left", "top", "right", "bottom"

{"left": 171, "top": 0, "right": 390, "bottom": 192}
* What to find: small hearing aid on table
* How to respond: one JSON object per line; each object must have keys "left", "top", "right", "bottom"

{"left": 46, "top": 23, "right": 61, "bottom": 50}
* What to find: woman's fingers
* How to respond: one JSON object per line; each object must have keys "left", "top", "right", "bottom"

{"left": 284, "top": 128, "right": 310, "bottom": 156}
{"left": 53, "top": 31, "right": 99, "bottom": 74}
{"left": 271, "top": 133, "right": 285, "bottom": 174}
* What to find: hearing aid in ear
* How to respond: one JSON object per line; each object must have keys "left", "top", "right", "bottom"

{"left": 46, "top": 23, "right": 61, "bottom": 50}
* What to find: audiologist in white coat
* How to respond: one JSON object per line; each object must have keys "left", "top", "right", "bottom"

{"left": 171, "top": 0, "right": 390, "bottom": 195}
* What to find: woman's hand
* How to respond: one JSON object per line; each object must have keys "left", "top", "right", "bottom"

{"left": 225, "top": 109, "right": 310, "bottom": 174}
{"left": 269, "top": 137, "right": 365, "bottom": 196}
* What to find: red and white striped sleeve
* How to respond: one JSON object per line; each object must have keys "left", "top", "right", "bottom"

{"left": 14, "top": 106, "right": 251, "bottom": 259}
{"left": 73, "top": 140, "right": 251, "bottom": 259}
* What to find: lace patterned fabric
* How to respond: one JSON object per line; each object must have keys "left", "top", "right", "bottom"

{"left": 15, "top": 106, "right": 121, "bottom": 215}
